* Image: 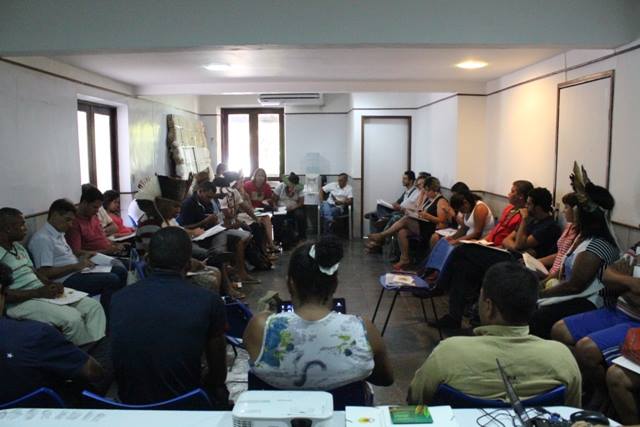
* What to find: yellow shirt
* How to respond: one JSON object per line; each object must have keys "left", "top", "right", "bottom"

{"left": 407, "top": 325, "right": 581, "bottom": 406}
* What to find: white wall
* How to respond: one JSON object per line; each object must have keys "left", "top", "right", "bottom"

{"left": 484, "top": 43, "right": 640, "bottom": 227}
{"left": 0, "top": 59, "right": 199, "bottom": 216}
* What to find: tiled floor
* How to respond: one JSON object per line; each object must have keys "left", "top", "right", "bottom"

{"left": 237, "top": 238, "right": 447, "bottom": 405}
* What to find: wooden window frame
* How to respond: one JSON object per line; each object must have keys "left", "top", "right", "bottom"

{"left": 77, "top": 101, "right": 119, "bottom": 191}
{"left": 220, "top": 108, "right": 285, "bottom": 178}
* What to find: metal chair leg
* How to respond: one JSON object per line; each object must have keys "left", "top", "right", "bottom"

{"left": 430, "top": 295, "right": 443, "bottom": 340}
{"left": 371, "top": 287, "right": 386, "bottom": 323}
{"left": 420, "top": 298, "right": 428, "bottom": 323}
{"left": 381, "top": 290, "right": 400, "bottom": 336}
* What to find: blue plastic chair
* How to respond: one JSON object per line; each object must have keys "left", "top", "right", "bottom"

{"left": 248, "top": 372, "right": 372, "bottom": 410}
{"left": 224, "top": 298, "right": 253, "bottom": 360}
{"left": 81, "top": 388, "right": 212, "bottom": 410}
{"left": 372, "top": 240, "right": 454, "bottom": 339}
{"left": 430, "top": 384, "right": 566, "bottom": 409}
{"left": 0, "top": 387, "right": 65, "bottom": 409}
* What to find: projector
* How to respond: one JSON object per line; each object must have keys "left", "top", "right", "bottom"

{"left": 232, "top": 390, "right": 334, "bottom": 427}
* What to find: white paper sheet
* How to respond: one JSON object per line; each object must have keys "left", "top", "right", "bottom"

{"left": 192, "top": 224, "right": 226, "bottom": 241}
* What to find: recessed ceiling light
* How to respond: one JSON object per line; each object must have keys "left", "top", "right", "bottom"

{"left": 455, "top": 60, "right": 488, "bottom": 70}
{"left": 204, "top": 63, "right": 231, "bottom": 71}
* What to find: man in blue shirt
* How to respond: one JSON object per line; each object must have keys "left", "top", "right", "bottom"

{"left": 110, "top": 227, "right": 228, "bottom": 407}
{"left": 0, "top": 262, "right": 104, "bottom": 403}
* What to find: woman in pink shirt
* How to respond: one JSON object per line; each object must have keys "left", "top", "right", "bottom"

{"left": 103, "top": 190, "right": 135, "bottom": 236}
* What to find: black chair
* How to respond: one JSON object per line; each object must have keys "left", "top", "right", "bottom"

{"left": 247, "top": 372, "right": 372, "bottom": 410}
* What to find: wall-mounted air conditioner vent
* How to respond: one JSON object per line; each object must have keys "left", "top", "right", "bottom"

{"left": 258, "top": 93, "right": 324, "bottom": 106}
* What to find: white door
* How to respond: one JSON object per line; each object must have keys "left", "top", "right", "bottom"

{"left": 362, "top": 117, "right": 410, "bottom": 235}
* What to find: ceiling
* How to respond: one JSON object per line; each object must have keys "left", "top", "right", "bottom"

{"left": 49, "top": 46, "right": 565, "bottom": 95}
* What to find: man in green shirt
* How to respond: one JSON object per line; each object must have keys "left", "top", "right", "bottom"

{"left": 0, "top": 207, "right": 106, "bottom": 346}
{"left": 408, "top": 261, "right": 581, "bottom": 406}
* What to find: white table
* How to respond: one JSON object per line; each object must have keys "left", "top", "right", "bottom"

{"left": 0, "top": 406, "right": 619, "bottom": 426}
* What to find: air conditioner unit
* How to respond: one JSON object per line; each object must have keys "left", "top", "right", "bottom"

{"left": 258, "top": 93, "right": 324, "bottom": 106}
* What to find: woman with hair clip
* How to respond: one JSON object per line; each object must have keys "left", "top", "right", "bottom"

{"left": 243, "top": 237, "right": 394, "bottom": 390}
{"left": 530, "top": 165, "right": 620, "bottom": 339}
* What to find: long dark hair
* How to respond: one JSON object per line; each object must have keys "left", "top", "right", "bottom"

{"left": 288, "top": 237, "right": 344, "bottom": 305}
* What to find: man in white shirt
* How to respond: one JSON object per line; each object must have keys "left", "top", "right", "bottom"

{"left": 365, "top": 170, "right": 417, "bottom": 233}
{"left": 28, "top": 199, "right": 127, "bottom": 314}
{"left": 320, "top": 173, "right": 353, "bottom": 234}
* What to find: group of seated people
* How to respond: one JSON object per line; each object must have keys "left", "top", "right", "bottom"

{"left": 3, "top": 161, "right": 640, "bottom": 425}
{"left": 362, "top": 165, "right": 640, "bottom": 423}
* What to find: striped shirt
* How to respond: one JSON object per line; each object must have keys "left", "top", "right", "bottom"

{"left": 549, "top": 224, "right": 579, "bottom": 275}
{"left": 0, "top": 243, "right": 44, "bottom": 291}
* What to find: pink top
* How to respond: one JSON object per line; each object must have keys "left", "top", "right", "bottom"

{"left": 109, "top": 213, "right": 135, "bottom": 235}
{"left": 244, "top": 180, "right": 273, "bottom": 208}
{"left": 549, "top": 223, "right": 579, "bottom": 275}
{"left": 66, "top": 215, "right": 111, "bottom": 252}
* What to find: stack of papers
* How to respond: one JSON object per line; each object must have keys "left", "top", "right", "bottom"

{"left": 435, "top": 228, "right": 457, "bottom": 237}
{"left": 384, "top": 273, "right": 416, "bottom": 287}
{"left": 35, "top": 288, "right": 88, "bottom": 305}
{"left": 377, "top": 199, "right": 394, "bottom": 210}
{"left": 90, "top": 253, "right": 115, "bottom": 266}
{"left": 192, "top": 224, "right": 226, "bottom": 241}
{"left": 108, "top": 232, "right": 136, "bottom": 242}
{"left": 522, "top": 252, "right": 549, "bottom": 275}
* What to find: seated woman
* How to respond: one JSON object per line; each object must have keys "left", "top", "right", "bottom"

{"left": 530, "top": 168, "right": 620, "bottom": 339}
{"left": 443, "top": 190, "right": 494, "bottom": 244}
{"left": 243, "top": 237, "right": 394, "bottom": 390}
{"left": 367, "top": 177, "right": 451, "bottom": 270}
{"left": 550, "top": 241, "right": 639, "bottom": 410}
{"left": 536, "top": 192, "right": 580, "bottom": 282}
{"left": 103, "top": 190, "right": 135, "bottom": 236}
{"left": 244, "top": 168, "right": 278, "bottom": 253}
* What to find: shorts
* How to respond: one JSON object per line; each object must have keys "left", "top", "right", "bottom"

{"left": 564, "top": 307, "right": 640, "bottom": 365}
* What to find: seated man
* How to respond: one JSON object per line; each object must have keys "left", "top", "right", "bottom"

{"left": 28, "top": 199, "right": 127, "bottom": 314}
{"left": 110, "top": 227, "right": 228, "bottom": 407}
{"left": 66, "top": 185, "right": 127, "bottom": 256}
{"left": 320, "top": 172, "right": 353, "bottom": 234}
{"left": 177, "top": 181, "right": 229, "bottom": 258}
{"left": 0, "top": 262, "right": 105, "bottom": 403}
{"left": 272, "top": 172, "right": 307, "bottom": 246}
{"left": 433, "top": 180, "right": 534, "bottom": 328}
{"left": 365, "top": 170, "right": 418, "bottom": 233}
{"left": 408, "top": 262, "right": 581, "bottom": 406}
{"left": 0, "top": 208, "right": 106, "bottom": 346}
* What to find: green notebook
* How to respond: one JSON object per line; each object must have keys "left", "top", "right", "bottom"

{"left": 389, "top": 405, "right": 433, "bottom": 424}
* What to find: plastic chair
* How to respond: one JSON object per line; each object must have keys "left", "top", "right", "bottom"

{"left": 430, "top": 383, "right": 566, "bottom": 409}
{"left": 0, "top": 387, "right": 65, "bottom": 409}
{"left": 224, "top": 298, "right": 253, "bottom": 360}
{"left": 81, "top": 388, "right": 212, "bottom": 410}
{"left": 372, "top": 239, "right": 454, "bottom": 339}
{"left": 248, "top": 372, "right": 372, "bottom": 410}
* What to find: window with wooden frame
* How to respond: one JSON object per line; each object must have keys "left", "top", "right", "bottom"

{"left": 77, "top": 101, "right": 119, "bottom": 192}
{"left": 221, "top": 108, "right": 284, "bottom": 178}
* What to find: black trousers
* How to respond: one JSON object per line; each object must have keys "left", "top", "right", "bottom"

{"left": 438, "top": 244, "right": 513, "bottom": 321}
{"left": 529, "top": 298, "right": 596, "bottom": 339}
{"left": 273, "top": 207, "right": 307, "bottom": 241}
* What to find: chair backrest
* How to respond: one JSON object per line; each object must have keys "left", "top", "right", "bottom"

{"left": 430, "top": 384, "right": 566, "bottom": 409}
{"left": 0, "top": 387, "right": 65, "bottom": 409}
{"left": 424, "top": 238, "right": 454, "bottom": 272}
{"left": 247, "top": 372, "right": 372, "bottom": 410}
{"left": 224, "top": 298, "right": 253, "bottom": 344}
{"left": 81, "top": 388, "right": 212, "bottom": 410}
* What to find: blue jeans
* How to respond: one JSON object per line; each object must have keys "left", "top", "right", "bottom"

{"left": 320, "top": 202, "right": 345, "bottom": 234}
{"left": 64, "top": 265, "right": 127, "bottom": 315}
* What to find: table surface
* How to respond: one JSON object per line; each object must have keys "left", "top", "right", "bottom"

{"left": 0, "top": 406, "right": 620, "bottom": 427}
